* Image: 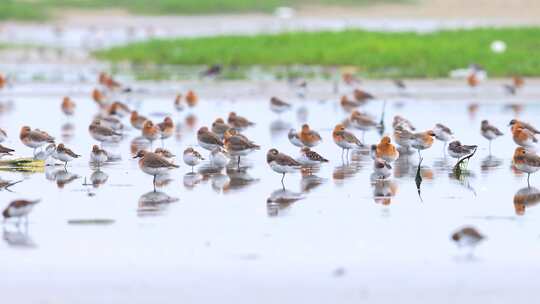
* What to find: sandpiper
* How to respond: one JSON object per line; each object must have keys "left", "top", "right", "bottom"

{"left": 0, "top": 128, "right": 7, "bottom": 143}
{"left": 90, "top": 145, "right": 108, "bottom": 168}
{"left": 267, "top": 148, "right": 301, "bottom": 185}
{"left": 393, "top": 126, "right": 414, "bottom": 152}
{"left": 447, "top": 141, "right": 477, "bottom": 159}
{"left": 373, "top": 158, "right": 392, "bottom": 180}
{"left": 349, "top": 111, "right": 379, "bottom": 132}
{"left": 197, "top": 127, "right": 224, "bottom": 151}
{"left": 509, "top": 119, "right": 540, "bottom": 134}
{"left": 54, "top": 143, "right": 81, "bottom": 168}
{"left": 133, "top": 150, "right": 179, "bottom": 187}
{"left": 20, "top": 126, "right": 55, "bottom": 154}
{"left": 288, "top": 129, "right": 303, "bottom": 148}
{"left": 481, "top": 120, "right": 503, "bottom": 152}
{"left": 513, "top": 147, "right": 540, "bottom": 186}
{"left": 210, "top": 147, "right": 229, "bottom": 168}
{"left": 2, "top": 199, "right": 40, "bottom": 224}
{"left": 61, "top": 96, "right": 75, "bottom": 116}
{"left": 298, "top": 147, "right": 329, "bottom": 167}
{"left": 107, "top": 101, "right": 130, "bottom": 118}
{"left": 411, "top": 130, "right": 436, "bottom": 157}
{"left": 155, "top": 148, "right": 175, "bottom": 161}
{"left": 228, "top": 112, "right": 255, "bottom": 130}
{"left": 270, "top": 97, "right": 291, "bottom": 114}
{"left": 512, "top": 125, "right": 537, "bottom": 149}
{"left": 89, "top": 120, "right": 122, "bottom": 143}
{"left": 92, "top": 88, "right": 107, "bottom": 108}
{"left": 340, "top": 95, "right": 363, "bottom": 112}
{"left": 299, "top": 124, "right": 322, "bottom": 147}
{"left": 157, "top": 117, "right": 174, "bottom": 140}
{"left": 332, "top": 124, "right": 363, "bottom": 158}
{"left": 375, "top": 136, "right": 400, "bottom": 163}
{"left": 210, "top": 118, "right": 229, "bottom": 139}
{"left": 142, "top": 120, "right": 160, "bottom": 144}
{"left": 433, "top": 123, "right": 454, "bottom": 144}
{"left": 392, "top": 115, "right": 415, "bottom": 131}
{"left": 0, "top": 144, "right": 14, "bottom": 157}
{"left": 183, "top": 147, "right": 205, "bottom": 171}
{"left": 353, "top": 89, "right": 375, "bottom": 102}
{"left": 186, "top": 90, "right": 198, "bottom": 108}
{"left": 130, "top": 111, "right": 148, "bottom": 130}
{"left": 451, "top": 226, "right": 485, "bottom": 250}
{"left": 224, "top": 131, "right": 260, "bottom": 167}
{"left": 174, "top": 93, "right": 184, "bottom": 112}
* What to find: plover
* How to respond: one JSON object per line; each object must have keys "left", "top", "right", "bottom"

{"left": 297, "top": 147, "right": 329, "bottom": 167}
{"left": 267, "top": 148, "right": 301, "bottom": 185}
{"left": 513, "top": 147, "right": 540, "bottom": 186}
{"left": 512, "top": 126, "right": 537, "bottom": 149}
{"left": 299, "top": 124, "right": 322, "bottom": 147}
{"left": 133, "top": 150, "right": 179, "bottom": 187}
{"left": 197, "top": 127, "right": 224, "bottom": 151}
{"left": 210, "top": 147, "right": 229, "bottom": 168}
{"left": 183, "top": 147, "right": 205, "bottom": 171}
{"left": 54, "top": 143, "right": 81, "bottom": 168}
{"left": 332, "top": 124, "right": 363, "bottom": 158}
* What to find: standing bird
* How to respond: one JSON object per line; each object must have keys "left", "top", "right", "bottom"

{"left": 2, "top": 199, "right": 40, "bottom": 224}
{"left": 90, "top": 145, "right": 108, "bottom": 168}
{"left": 509, "top": 119, "right": 540, "bottom": 134}
{"left": 61, "top": 96, "right": 75, "bottom": 116}
{"left": 353, "top": 89, "right": 375, "bottom": 102}
{"left": 267, "top": 148, "right": 302, "bottom": 187}
{"left": 447, "top": 141, "right": 477, "bottom": 159}
{"left": 451, "top": 227, "right": 485, "bottom": 250}
{"left": 480, "top": 120, "right": 503, "bottom": 153}
{"left": 340, "top": 95, "right": 364, "bottom": 112}
{"left": 513, "top": 147, "right": 540, "bottom": 186}
{"left": 297, "top": 147, "right": 329, "bottom": 168}
{"left": 89, "top": 120, "right": 122, "bottom": 143}
{"left": 54, "top": 143, "right": 81, "bottom": 169}
{"left": 349, "top": 111, "right": 379, "bottom": 141}
{"left": 130, "top": 111, "right": 148, "bottom": 130}
{"left": 142, "top": 120, "right": 160, "bottom": 145}
{"left": 211, "top": 118, "right": 231, "bottom": 139}
{"left": 224, "top": 131, "right": 260, "bottom": 167}
{"left": 512, "top": 126, "right": 537, "bottom": 149}
{"left": 392, "top": 115, "right": 415, "bottom": 131}
{"left": 186, "top": 90, "right": 198, "bottom": 108}
{"left": 393, "top": 126, "right": 414, "bottom": 152}
{"left": 197, "top": 127, "right": 224, "bottom": 151}
{"left": 270, "top": 97, "right": 291, "bottom": 114}
{"left": 411, "top": 130, "right": 436, "bottom": 158}
{"left": 375, "top": 136, "right": 400, "bottom": 163}
{"left": 20, "top": 126, "right": 55, "bottom": 154}
{"left": 228, "top": 112, "right": 255, "bottom": 130}
{"left": 174, "top": 93, "right": 184, "bottom": 112}
{"left": 299, "top": 124, "right": 322, "bottom": 148}
{"left": 433, "top": 123, "right": 454, "bottom": 147}
{"left": 183, "top": 147, "right": 205, "bottom": 171}
{"left": 210, "top": 147, "right": 229, "bottom": 168}
{"left": 133, "top": 150, "right": 179, "bottom": 189}
{"left": 157, "top": 117, "right": 174, "bottom": 141}
{"left": 332, "top": 124, "right": 363, "bottom": 159}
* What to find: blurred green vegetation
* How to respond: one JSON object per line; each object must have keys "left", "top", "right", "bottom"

{"left": 96, "top": 28, "right": 540, "bottom": 78}
{"left": 0, "top": 0, "right": 410, "bottom": 20}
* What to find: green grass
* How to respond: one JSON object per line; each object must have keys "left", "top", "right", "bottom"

{"left": 0, "top": 0, "right": 410, "bottom": 20}
{"left": 96, "top": 28, "right": 540, "bottom": 78}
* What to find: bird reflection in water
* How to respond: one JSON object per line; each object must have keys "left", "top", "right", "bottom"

{"left": 449, "top": 169, "right": 476, "bottom": 196}
{"left": 301, "top": 171, "right": 326, "bottom": 193}
{"left": 333, "top": 161, "right": 361, "bottom": 185}
{"left": 137, "top": 190, "right": 179, "bottom": 217}
{"left": 46, "top": 166, "right": 79, "bottom": 188}
{"left": 513, "top": 187, "right": 540, "bottom": 216}
{"left": 372, "top": 179, "right": 398, "bottom": 206}
{"left": 61, "top": 122, "right": 75, "bottom": 142}
{"left": 223, "top": 167, "right": 259, "bottom": 193}
{"left": 481, "top": 155, "right": 503, "bottom": 173}
{"left": 183, "top": 172, "right": 203, "bottom": 189}
{"left": 90, "top": 169, "right": 108, "bottom": 188}
{"left": 3, "top": 225, "right": 36, "bottom": 248}
{"left": 270, "top": 120, "right": 292, "bottom": 140}
{"left": 266, "top": 188, "right": 305, "bottom": 217}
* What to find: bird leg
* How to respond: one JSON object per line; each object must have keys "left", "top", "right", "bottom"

{"left": 528, "top": 173, "right": 531, "bottom": 188}
{"left": 281, "top": 173, "right": 286, "bottom": 190}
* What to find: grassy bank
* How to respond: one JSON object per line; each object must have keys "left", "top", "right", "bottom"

{"left": 96, "top": 28, "right": 540, "bottom": 78}
{"left": 0, "top": 0, "right": 409, "bottom": 21}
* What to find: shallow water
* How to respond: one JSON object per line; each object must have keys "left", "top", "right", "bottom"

{"left": 1, "top": 82, "right": 540, "bottom": 303}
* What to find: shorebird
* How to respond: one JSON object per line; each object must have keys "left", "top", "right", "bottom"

{"left": 0, "top": 144, "right": 14, "bottom": 158}
{"left": 288, "top": 129, "right": 303, "bottom": 148}
{"left": 210, "top": 147, "right": 229, "bottom": 168}
{"left": 61, "top": 96, "right": 75, "bottom": 116}
{"left": 349, "top": 111, "right": 379, "bottom": 140}
{"left": 393, "top": 126, "right": 414, "bottom": 152}
{"left": 186, "top": 90, "right": 198, "bottom": 108}
{"left": 157, "top": 117, "right": 174, "bottom": 141}
{"left": 90, "top": 145, "right": 108, "bottom": 168}
{"left": 513, "top": 147, "right": 540, "bottom": 186}
{"left": 2, "top": 199, "right": 40, "bottom": 224}
{"left": 512, "top": 125, "right": 537, "bottom": 149}
{"left": 375, "top": 136, "right": 400, "bottom": 163}
{"left": 154, "top": 148, "right": 175, "bottom": 161}
{"left": 392, "top": 115, "right": 415, "bottom": 131}
{"left": 130, "top": 111, "right": 148, "bottom": 130}
{"left": 297, "top": 147, "right": 329, "bottom": 170}
{"left": 433, "top": 123, "right": 454, "bottom": 146}
{"left": 332, "top": 124, "right": 363, "bottom": 159}
{"left": 447, "top": 141, "right": 477, "bottom": 159}
{"left": 480, "top": 120, "right": 503, "bottom": 153}
{"left": 142, "top": 120, "right": 160, "bottom": 145}
{"left": 373, "top": 158, "right": 392, "bottom": 180}
{"left": 107, "top": 101, "right": 130, "bottom": 118}
{"left": 20, "top": 126, "right": 55, "bottom": 154}
{"left": 0, "top": 128, "right": 7, "bottom": 143}
{"left": 92, "top": 88, "right": 107, "bottom": 108}
{"left": 89, "top": 120, "right": 122, "bottom": 143}
{"left": 267, "top": 148, "right": 301, "bottom": 186}
{"left": 133, "top": 150, "right": 179, "bottom": 189}
{"left": 174, "top": 93, "right": 184, "bottom": 112}
{"left": 224, "top": 130, "right": 260, "bottom": 167}
{"left": 451, "top": 226, "right": 485, "bottom": 251}
{"left": 183, "top": 147, "right": 204, "bottom": 171}
{"left": 197, "top": 127, "right": 224, "bottom": 151}
{"left": 340, "top": 95, "right": 364, "bottom": 112}
{"left": 270, "top": 97, "right": 291, "bottom": 114}
{"left": 211, "top": 118, "right": 230, "bottom": 139}
{"left": 353, "top": 89, "right": 374, "bottom": 102}
{"left": 411, "top": 130, "right": 436, "bottom": 158}
{"left": 299, "top": 124, "right": 322, "bottom": 147}
{"left": 509, "top": 119, "right": 540, "bottom": 134}
{"left": 53, "top": 143, "right": 81, "bottom": 169}
{"left": 228, "top": 112, "right": 255, "bottom": 130}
